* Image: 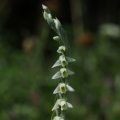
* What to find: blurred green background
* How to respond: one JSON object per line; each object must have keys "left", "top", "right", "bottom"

{"left": 0, "top": 0, "right": 120, "bottom": 120}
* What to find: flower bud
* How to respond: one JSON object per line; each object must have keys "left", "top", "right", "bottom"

{"left": 53, "top": 18, "right": 62, "bottom": 30}
{"left": 53, "top": 36, "right": 60, "bottom": 41}
{"left": 48, "top": 13, "right": 52, "bottom": 19}
{"left": 43, "top": 11, "right": 48, "bottom": 20}
{"left": 42, "top": 4, "right": 48, "bottom": 10}
{"left": 46, "top": 13, "right": 54, "bottom": 26}
{"left": 42, "top": 4, "right": 50, "bottom": 13}
{"left": 57, "top": 46, "right": 66, "bottom": 54}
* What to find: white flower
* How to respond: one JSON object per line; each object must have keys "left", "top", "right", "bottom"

{"left": 57, "top": 46, "right": 66, "bottom": 54}
{"left": 53, "top": 116, "right": 64, "bottom": 120}
{"left": 52, "top": 99, "right": 73, "bottom": 111}
{"left": 52, "top": 68, "right": 74, "bottom": 79}
{"left": 53, "top": 83, "right": 75, "bottom": 94}
{"left": 52, "top": 55, "right": 76, "bottom": 68}
{"left": 52, "top": 55, "right": 67, "bottom": 68}
{"left": 59, "top": 55, "right": 68, "bottom": 67}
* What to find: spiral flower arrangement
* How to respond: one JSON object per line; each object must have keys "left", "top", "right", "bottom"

{"left": 42, "top": 4, "right": 76, "bottom": 120}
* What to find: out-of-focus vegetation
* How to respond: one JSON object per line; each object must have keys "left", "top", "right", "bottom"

{"left": 0, "top": 0, "right": 120, "bottom": 120}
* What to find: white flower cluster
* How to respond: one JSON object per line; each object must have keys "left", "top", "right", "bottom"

{"left": 51, "top": 45, "right": 75, "bottom": 119}
{"left": 42, "top": 4, "right": 76, "bottom": 120}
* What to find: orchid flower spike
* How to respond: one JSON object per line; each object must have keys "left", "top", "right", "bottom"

{"left": 53, "top": 83, "right": 75, "bottom": 94}
{"left": 52, "top": 99, "right": 73, "bottom": 111}
{"left": 52, "top": 68, "right": 74, "bottom": 79}
{"left": 42, "top": 4, "right": 75, "bottom": 120}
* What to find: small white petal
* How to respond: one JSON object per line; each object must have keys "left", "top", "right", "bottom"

{"left": 59, "top": 83, "right": 66, "bottom": 86}
{"left": 66, "top": 57, "right": 76, "bottom": 62}
{"left": 52, "top": 104, "right": 59, "bottom": 111}
{"left": 67, "top": 69, "right": 74, "bottom": 75}
{"left": 66, "top": 85, "right": 75, "bottom": 92}
{"left": 53, "top": 116, "right": 64, "bottom": 120}
{"left": 52, "top": 105, "right": 58, "bottom": 111}
{"left": 52, "top": 99, "right": 62, "bottom": 111}
{"left": 67, "top": 102, "right": 73, "bottom": 108}
{"left": 60, "top": 100, "right": 66, "bottom": 106}
{"left": 52, "top": 60, "right": 61, "bottom": 68}
{"left": 53, "top": 86, "right": 60, "bottom": 94}
{"left": 52, "top": 71, "right": 61, "bottom": 79}
{"left": 59, "top": 55, "right": 65, "bottom": 60}
{"left": 53, "top": 116, "right": 60, "bottom": 120}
